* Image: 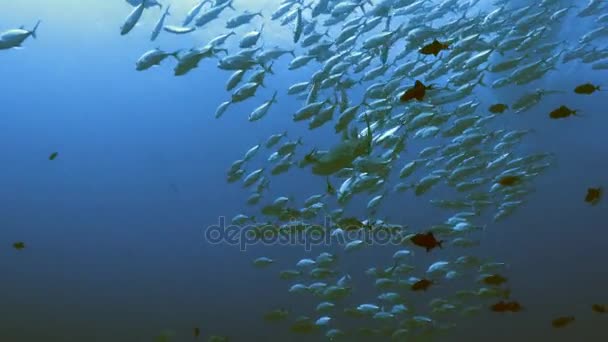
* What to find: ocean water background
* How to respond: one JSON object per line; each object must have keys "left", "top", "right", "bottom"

{"left": 1, "top": 0, "right": 607, "bottom": 341}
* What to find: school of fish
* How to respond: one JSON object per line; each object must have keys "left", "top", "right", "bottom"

{"left": 3, "top": 0, "right": 607, "bottom": 340}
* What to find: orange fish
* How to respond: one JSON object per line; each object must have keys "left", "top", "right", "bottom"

{"left": 552, "top": 316, "right": 575, "bottom": 328}
{"left": 400, "top": 80, "right": 431, "bottom": 102}
{"left": 489, "top": 103, "right": 508, "bottom": 113}
{"left": 482, "top": 274, "right": 508, "bottom": 286}
{"left": 574, "top": 83, "right": 601, "bottom": 95}
{"left": 592, "top": 304, "right": 606, "bottom": 313}
{"left": 410, "top": 232, "right": 443, "bottom": 252}
{"left": 419, "top": 39, "right": 450, "bottom": 56}
{"left": 411, "top": 279, "right": 434, "bottom": 291}
{"left": 549, "top": 105, "right": 578, "bottom": 119}
{"left": 497, "top": 175, "right": 521, "bottom": 186}
{"left": 585, "top": 187, "right": 602, "bottom": 205}
{"left": 490, "top": 300, "right": 522, "bottom": 313}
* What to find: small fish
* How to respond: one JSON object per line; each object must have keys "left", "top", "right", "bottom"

{"left": 400, "top": 80, "right": 431, "bottom": 102}
{"left": 490, "top": 300, "right": 522, "bottom": 313}
{"left": 419, "top": 39, "right": 450, "bottom": 56}
{"left": 489, "top": 103, "right": 508, "bottom": 114}
{"left": 574, "top": 83, "right": 602, "bottom": 95}
{"left": 410, "top": 232, "right": 443, "bottom": 252}
{"left": 49, "top": 152, "right": 58, "bottom": 160}
{"left": 497, "top": 175, "right": 521, "bottom": 186}
{"left": 13, "top": 242, "right": 25, "bottom": 250}
{"left": 551, "top": 316, "right": 575, "bottom": 328}
{"left": 163, "top": 25, "right": 196, "bottom": 34}
{"left": 482, "top": 274, "right": 508, "bottom": 286}
{"left": 585, "top": 187, "right": 602, "bottom": 205}
{"left": 193, "top": 327, "right": 200, "bottom": 338}
{"left": 411, "top": 279, "right": 433, "bottom": 291}
{"left": 549, "top": 105, "right": 578, "bottom": 119}
{"left": 592, "top": 304, "right": 606, "bottom": 313}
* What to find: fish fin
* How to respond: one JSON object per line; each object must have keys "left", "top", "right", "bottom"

{"left": 170, "top": 49, "right": 182, "bottom": 59}
{"left": 30, "top": 20, "right": 41, "bottom": 39}
{"left": 270, "top": 91, "right": 278, "bottom": 104}
{"left": 265, "top": 62, "right": 274, "bottom": 75}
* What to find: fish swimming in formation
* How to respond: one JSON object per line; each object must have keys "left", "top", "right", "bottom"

{"left": 14, "top": 0, "right": 608, "bottom": 338}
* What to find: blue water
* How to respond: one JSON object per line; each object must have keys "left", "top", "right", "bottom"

{"left": 1, "top": 0, "right": 607, "bottom": 341}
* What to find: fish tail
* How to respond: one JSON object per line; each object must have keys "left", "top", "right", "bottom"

{"left": 228, "top": 0, "right": 235, "bottom": 10}
{"left": 31, "top": 20, "right": 41, "bottom": 39}
{"left": 271, "top": 91, "right": 278, "bottom": 104}
{"left": 170, "top": 49, "right": 182, "bottom": 59}
{"left": 438, "top": 240, "right": 443, "bottom": 249}
{"left": 477, "top": 74, "right": 486, "bottom": 87}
